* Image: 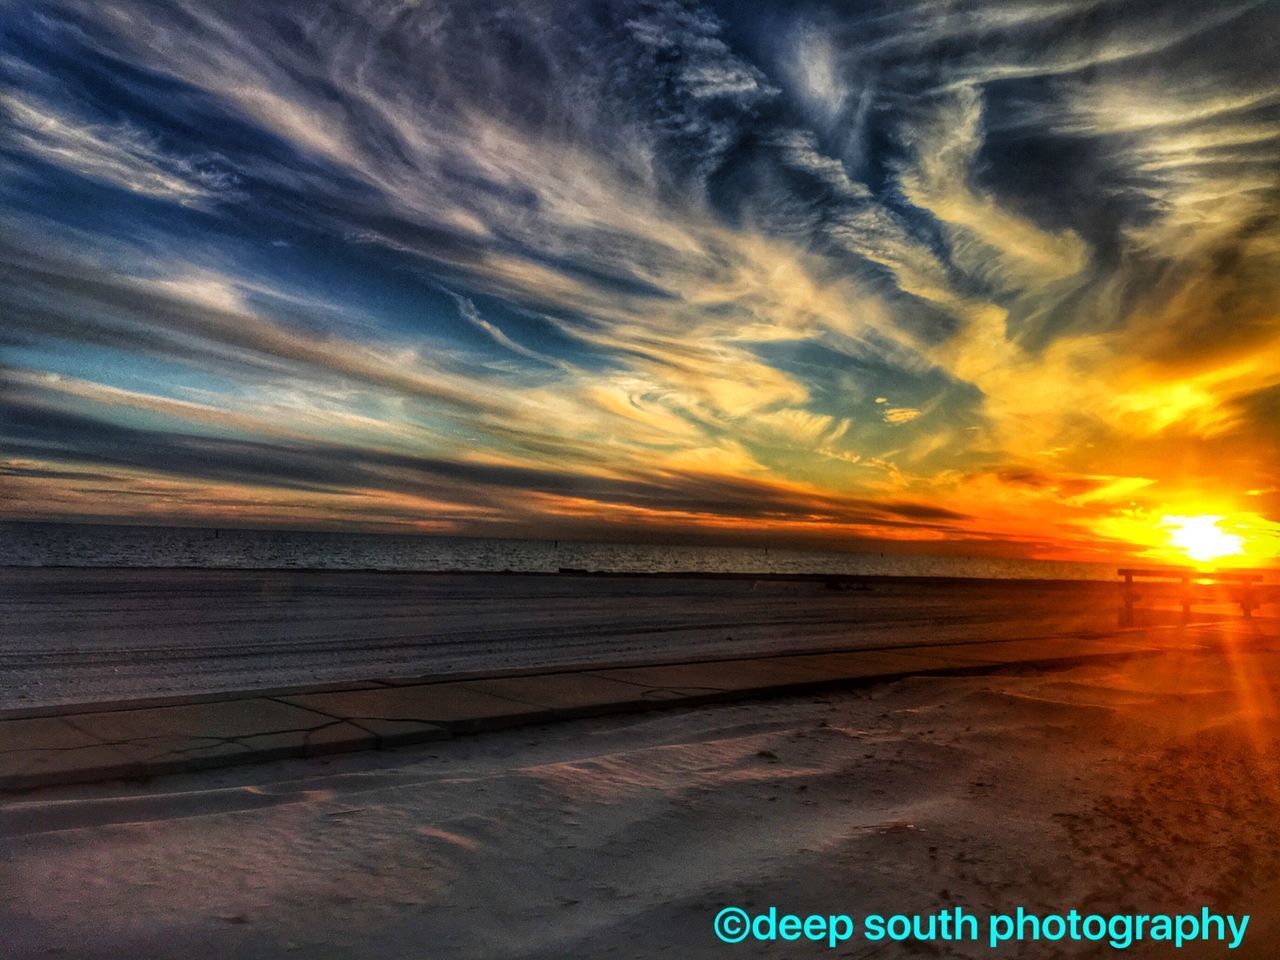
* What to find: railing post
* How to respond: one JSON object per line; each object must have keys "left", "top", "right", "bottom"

{"left": 1121, "top": 572, "right": 1135, "bottom": 627}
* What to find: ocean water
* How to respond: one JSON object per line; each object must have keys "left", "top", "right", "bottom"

{"left": 0, "top": 521, "right": 1128, "bottom": 581}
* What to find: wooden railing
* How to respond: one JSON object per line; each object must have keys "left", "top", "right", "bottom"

{"left": 1117, "top": 567, "right": 1266, "bottom": 627}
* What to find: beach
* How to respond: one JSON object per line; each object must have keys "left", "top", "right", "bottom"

{"left": 4, "top": 568, "right": 1277, "bottom": 958}
{"left": 5, "top": 634, "right": 1280, "bottom": 959}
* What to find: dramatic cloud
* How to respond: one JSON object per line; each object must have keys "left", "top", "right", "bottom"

{"left": 1, "top": 0, "right": 1277, "bottom": 560}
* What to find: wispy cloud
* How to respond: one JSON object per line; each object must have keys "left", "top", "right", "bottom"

{"left": 1, "top": 91, "right": 232, "bottom": 203}
{"left": 1, "top": 0, "right": 1277, "bottom": 555}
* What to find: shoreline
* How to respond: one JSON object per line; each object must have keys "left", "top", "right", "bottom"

{"left": 1, "top": 563, "right": 1127, "bottom": 585}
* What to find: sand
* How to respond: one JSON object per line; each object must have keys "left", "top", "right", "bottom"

{"left": 5, "top": 638, "right": 1280, "bottom": 959}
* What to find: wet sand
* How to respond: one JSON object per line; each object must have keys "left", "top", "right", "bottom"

{"left": 0, "top": 567, "right": 1155, "bottom": 709}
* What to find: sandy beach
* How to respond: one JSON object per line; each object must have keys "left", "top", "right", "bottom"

{"left": 5, "top": 629, "right": 1280, "bottom": 959}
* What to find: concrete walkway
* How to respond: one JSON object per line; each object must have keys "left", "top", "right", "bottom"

{"left": 0, "top": 633, "right": 1164, "bottom": 791}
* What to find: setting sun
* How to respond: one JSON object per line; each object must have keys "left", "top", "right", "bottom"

{"left": 1163, "top": 515, "right": 1245, "bottom": 564}
{"left": 1092, "top": 509, "right": 1279, "bottom": 569}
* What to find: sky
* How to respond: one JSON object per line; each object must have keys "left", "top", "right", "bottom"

{"left": 1, "top": 0, "right": 1278, "bottom": 564}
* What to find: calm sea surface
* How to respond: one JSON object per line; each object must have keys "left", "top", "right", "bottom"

{"left": 1, "top": 521, "right": 1126, "bottom": 581}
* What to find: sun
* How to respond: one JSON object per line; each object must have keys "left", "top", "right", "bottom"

{"left": 1093, "top": 506, "right": 1278, "bottom": 569}
{"left": 1162, "top": 515, "right": 1245, "bottom": 564}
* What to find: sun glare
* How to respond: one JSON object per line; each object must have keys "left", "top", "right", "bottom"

{"left": 1163, "top": 515, "right": 1245, "bottom": 564}
{"left": 1092, "top": 507, "right": 1279, "bottom": 568}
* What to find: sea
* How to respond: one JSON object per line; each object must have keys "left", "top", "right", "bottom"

{"left": 0, "top": 520, "right": 1128, "bottom": 581}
